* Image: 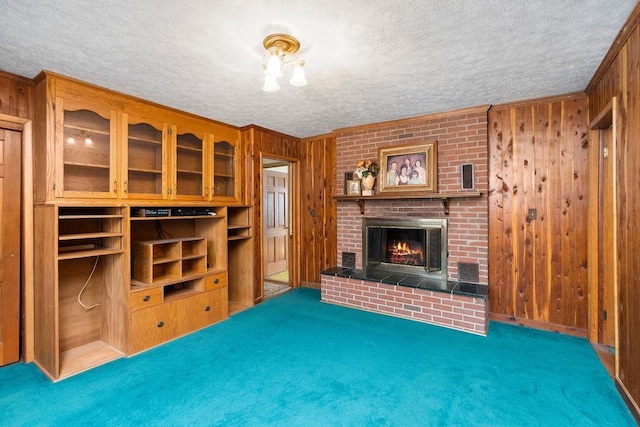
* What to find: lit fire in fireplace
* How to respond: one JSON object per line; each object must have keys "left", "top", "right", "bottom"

{"left": 386, "top": 240, "right": 424, "bottom": 265}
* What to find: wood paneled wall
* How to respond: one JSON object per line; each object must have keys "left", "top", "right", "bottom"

{"left": 586, "top": 4, "right": 640, "bottom": 416}
{"left": 0, "top": 70, "right": 34, "bottom": 119}
{"left": 488, "top": 94, "right": 590, "bottom": 333}
{"left": 243, "top": 127, "right": 337, "bottom": 291}
{"left": 242, "top": 125, "right": 301, "bottom": 303}
{"left": 300, "top": 134, "right": 336, "bottom": 285}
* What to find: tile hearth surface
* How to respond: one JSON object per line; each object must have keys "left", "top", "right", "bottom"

{"left": 321, "top": 267, "right": 488, "bottom": 299}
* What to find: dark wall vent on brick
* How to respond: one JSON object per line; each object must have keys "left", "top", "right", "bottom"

{"left": 342, "top": 252, "right": 356, "bottom": 268}
{"left": 458, "top": 262, "right": 479, "bottom": 283}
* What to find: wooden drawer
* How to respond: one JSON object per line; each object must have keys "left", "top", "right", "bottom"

{"left": 175, "top": 289, "right": 229, "bottom": 336}
{"left": 130, "top": 287, "right": 163, "bottom": 311}
{"left": 205, "top": 271, "right": 227, "bottom": 291}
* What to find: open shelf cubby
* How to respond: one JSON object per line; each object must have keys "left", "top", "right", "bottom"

{"left": 163, "top": 278, "right": 205, "bottom": 303}
{"left": 227, "top": 205, "right": 252, "bottom": 241}
{"left": 133, "top": 237, "right": 207, "bottom": 285}
{"left": 57, "top": 207, "right": 124, "bottom": 260}
{"left": 34, "top": 205, "right": 128, "bottom": 381}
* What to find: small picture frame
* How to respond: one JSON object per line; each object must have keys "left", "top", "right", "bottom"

{"left": 346, "top": 179, "right": 362, "bottom": 196}
{"left": 343, "top": 172, "right": 354, "bottom": 194}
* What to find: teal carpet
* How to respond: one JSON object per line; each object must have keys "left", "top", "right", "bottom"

{"left": 0, "top": 288, "right": 635, "bottom": 426}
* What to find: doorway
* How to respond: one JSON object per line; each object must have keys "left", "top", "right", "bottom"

{"left": 589, "top": 97, "right": 618, "bottom": 377}
{"left": 262, "top": 157, "right": 291, "bottom": 299}
{"left": 0, "top": 127, "right": 22, "bottom": 366}
{"left": 597, "top": 120, "right": 616, "bottom": 349}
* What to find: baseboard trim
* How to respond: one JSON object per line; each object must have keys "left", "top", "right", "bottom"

{"left": 616, "top": 378, "right": 640, "bottom": 424}
{"left": 301, "top": 281, "right": 321, "bottom": 289}
{"left": 591, "top": 343, "right": 615, "bottom": 378}
{"left": 489, "top": 313, "right": 588, "bottom": 338}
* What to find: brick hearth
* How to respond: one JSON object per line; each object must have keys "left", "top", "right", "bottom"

{"left": 321, "top": 267, "right": 488, "bottom": 336}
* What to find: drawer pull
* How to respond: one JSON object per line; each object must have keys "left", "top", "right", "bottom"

{"left": 157, "top": 321, "right": 164, "bottom": 328}
{"left": 214, "top": 278, "right": 219, "bottom": 284}
{"left": 205, "top": 306, "right": 211, "bottom": 312}
{"left": 142, "top": 295, "right": 151, "bottom": 302}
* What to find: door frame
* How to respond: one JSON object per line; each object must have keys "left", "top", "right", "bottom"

{"left": 0, "top": 113, "right": 34, "bottom": 363}
{"left": 259, "top": 153, "right": 300, "bottom": 298}
{"left": 588, "top": 97, "right": 619, "bottom": 375}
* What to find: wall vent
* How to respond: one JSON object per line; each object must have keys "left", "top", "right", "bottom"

{"left": 342, "top": 252, "right": 356, "bottom": 268}
{"left": 458, "top": 262, "right": 479, "bottom": 283}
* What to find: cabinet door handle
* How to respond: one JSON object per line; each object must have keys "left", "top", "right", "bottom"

{"left": 214, "top": 278, "right": 219, "bottom": 284}
{"left": 204, "top": 306, "right": 211, "bottom": 312}
{"left": 157, "top": 321, "right": 164, "bottom": 328}
{"left": 124, "top": 180, "right": 128, "bottom": 193}
{"left": 113, "top": 180, "right": 117, "bottom": 193}
{"left": 142, "top": 295, "right": 151, "bottom": 302}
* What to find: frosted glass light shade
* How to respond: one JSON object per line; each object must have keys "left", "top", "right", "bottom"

{"left": 289, "top": 63, "right": 307, "bottom": 87}
{"left": 265, "top": 54, "right": 283, "bottom": 78}
{"left": 263, "top": 75, "right": 280, "bottom": 92}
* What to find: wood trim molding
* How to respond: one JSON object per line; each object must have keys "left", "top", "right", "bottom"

{"left": 489, "top": 92, "right": 587, "bottom": 111}
{"left": 301, "top": 281, "right": 321, "bottom": 289}
{"left": 0, "top": 69, "right": 34, "bottom": 84}
{"left": 333, "top": 104, "right": 491, "bottom": 136}
{"left": 241, "top": 124, "right": 302, "bottom": 140}
{"left": 489, "top": 312, "right": 588, "bottom": 338}
{"left": 0, "top": 113, "right": 30, "bottom": 129}
{"left": 616, "top": 378, "right": 640, "bottom": 424}
{"left": 589, "top": 97, "right": 615, "bottom": 129}
{"left": 0, "top": 120, "right": 24, "bottom": 131}
{"left": 301, "top": 132, "right": 334, "bottom": 142}
{"left": 586, "top": 3, "right": 640, "bottom": 95}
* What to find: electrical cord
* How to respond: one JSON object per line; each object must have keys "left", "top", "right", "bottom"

{"left": 155, "top": 221, "right": 172, "bottom": 240}
{"left": 77, "top": 256, "right": 101, "bottom": 310}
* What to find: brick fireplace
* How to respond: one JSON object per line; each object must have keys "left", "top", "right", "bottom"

{"left": 321, "top": 106, "right": 490, "bottom": 335}
{"left": 334, "top": 106, "right": 489, "bottom": 281}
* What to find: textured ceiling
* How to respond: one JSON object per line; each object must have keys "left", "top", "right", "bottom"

{"left": 0, "top": 1, "right": 637, "bottom": 138}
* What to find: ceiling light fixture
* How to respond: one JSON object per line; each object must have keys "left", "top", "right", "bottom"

{"left": 262, "top": 33, "right": 307, "bottom": 92}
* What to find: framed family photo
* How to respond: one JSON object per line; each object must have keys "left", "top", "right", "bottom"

{"left": 378, "top": 141, "right": 437, "bottom": 193}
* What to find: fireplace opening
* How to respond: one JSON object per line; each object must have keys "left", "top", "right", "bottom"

{"left": 363, "top": 217, "right": 447, "bottom": 280}
{"left": 385, "top": 229, "right": 425, "bottom": 266}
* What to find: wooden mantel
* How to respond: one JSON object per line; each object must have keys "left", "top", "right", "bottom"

{"left": 334, "top": 191, "right": 483, "bottom": 215}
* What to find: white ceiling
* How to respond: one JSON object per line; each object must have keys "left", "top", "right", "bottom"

{"left": 0, "top": 1, "right": 636, "bottom": 138}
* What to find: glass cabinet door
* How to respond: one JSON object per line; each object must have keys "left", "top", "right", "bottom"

{"left": 212, "top": 139, "right": 237, "bottom": 199}
{"left": 57, "top": 98, "right": 117, "bottom": 198}
{"left": 123, "top": 115, "right": 167, "bottom": 199}
{"left": 174, "top": 127, "right": 206, "bottom": 200}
